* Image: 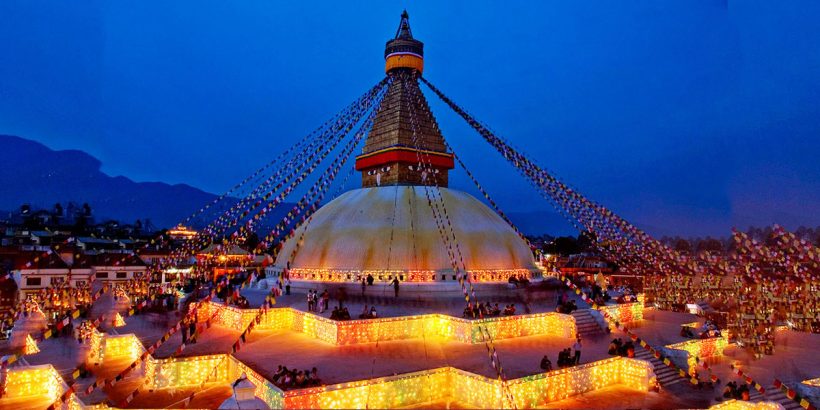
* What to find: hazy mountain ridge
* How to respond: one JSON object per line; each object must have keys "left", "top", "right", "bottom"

{"left": 0, "top": 135, "right": 227, "bottom": 228}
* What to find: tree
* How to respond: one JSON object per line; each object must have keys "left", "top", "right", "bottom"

{"left": 543, "top": 236, "right": 579, "bottom": 256}
{"left": 244, "top": 232, "right": 260, "bottom": 250}
{"left": 673, "top": 238, "right": 692, "bottom": 253}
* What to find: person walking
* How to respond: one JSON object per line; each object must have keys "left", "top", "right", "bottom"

{"left": 573, "top": 337, "right": 582, "bottom": 365}
{"left": 188, "top": 320, "right": 197, "bottom": 344}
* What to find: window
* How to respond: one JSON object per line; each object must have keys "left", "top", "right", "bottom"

{"left": 96, "top": 271, "right": 109, "bottom": 279}
{"left": 26, "top": 277, "right": 42, "bottom": 286}
{"left": 116, "top": 272, "right": 127, "bottom": 279}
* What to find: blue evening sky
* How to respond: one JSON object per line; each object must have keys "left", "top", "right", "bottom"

{"left": 1, "top": 1, "right": 818, "bottom": 236}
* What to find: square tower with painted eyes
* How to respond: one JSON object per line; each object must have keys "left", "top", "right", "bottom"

{"left": 274, "top": 12, "right": 537, "bottom": 284}
{"left": 355, "top": 10, "right": 455, "bottom": 188}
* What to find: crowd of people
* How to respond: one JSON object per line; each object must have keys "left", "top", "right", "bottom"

{"left": 271, "top": 365, "right": 321, "bottom": 389}
{"left": 463, "top": 302, "right": 517, "bottom": 318}
{"left": 306, "top": 290, "right": 330, "bottom": 313}
{"left": 508, "top": 275, "right": 530, "bottom": 288}
{"left": 722, "top": 381, "right": 752, "bottom": 401}
{"left": 329, "top": 306, "right": 351, "bottom": 320}
{"left": 607, "top": 337, "right": 635, "bottom": 358}
{"left": 358, "top": 304, "right": 378, "bottom": 319}
{"left": 540, "top": 337, "right": 583, "bottom": 371}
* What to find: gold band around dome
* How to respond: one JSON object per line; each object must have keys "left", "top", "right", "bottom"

{"left": 385, "top": 53, "right": 424, "bottom": 73}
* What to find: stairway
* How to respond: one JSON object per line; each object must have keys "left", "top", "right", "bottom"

{"left": 747, "top": 383, "right": 803, "bottom": 410}
{"left": 634, "top": 346, "right": 685, "bottom": 388}
{"left": 570, "top": 309, "right": 605, "bottom": 338}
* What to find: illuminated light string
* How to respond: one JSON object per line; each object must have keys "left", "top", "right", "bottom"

{"left": 284, "top": 268, "right": 533, "bottom": 283}
{"left": 559, "top": 273, "right": 707, "bottom": 386}
{"left": 110, "top": 277, "right": 245, "bottom": 408}
{"left": 44, "top": 310, "right": 112, "bottom": 408}
{"left": 279, "top": 358, "right": 653, "bottom": 409}
{"left": 400, "top": 73, "right": 516, "bottom": 407}
{"left": 730, "top": 366, "right": 819, "bottom": 410}
{"left": 421, "top": 76, "right": 818, "bottom": 348}
{"left": 0, "top": 286, "right": 106, "bottom": 376}
{"left": 106, "top": 355, "right": 653, "bottom": 409}
{"left": 196, "top": 301, "right": 574, "bottom": 345}
{"left": 708, "top": 400, "right": 784, "bottom": 410}
{"left": 82, "top": 274, "right": 237, "bottom": 399}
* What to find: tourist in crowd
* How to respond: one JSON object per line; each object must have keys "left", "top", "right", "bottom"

{"left": 608, "top": 338, "right": 621, "bottom": 355}
{"left": 557, "top": 300, "right": 578, "bottom": 314}
{"left": 503, "top": 304, "right": 516, "bottom": 316}
{"left": 310, "top": 290, "right": 318, "bottom": 312}
{"left": 557, "top": 348, "right": 572, "bottom": 368}
{"left": 366, "top": 274, "right": 375, "bottom": 286}
{"left": 540, "top": 355, "right": 552, "bottom": 372}
{"left": 330, "top": 306, "right": 351, "bottom": 321}
{"left": 271, "top": 365, "right": 322, "bottom": 389}
{"left": 369, "top": 306, "right": 378, "bottom": 318}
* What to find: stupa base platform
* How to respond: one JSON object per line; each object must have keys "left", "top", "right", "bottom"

{"left": 257, "top": 276, "right": 549, "bottom": 298}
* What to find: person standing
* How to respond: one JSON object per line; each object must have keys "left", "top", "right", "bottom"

{"left": 573, "top": 337, "right": 582, "bottom": 365}
{"left": 391, "top": 277, "right": 400, "bottom": 298}
{"left": 337, "top": 287, "right": 347, "bottom": 309}
{"left": 361, "top": 278, "right": 367, "bottom": 296}
{"left": 321, "top": 290, "right": 329, "bottom": 313}
{"left": 307, "top": 291, "right": 314, "bottom": 312}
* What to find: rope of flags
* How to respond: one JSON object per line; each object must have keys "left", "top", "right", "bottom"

{"left": 156, "top": 78, "right": 389, "bottom": 273}
{"left": 772, "top": 378, "right": 817, "bottom": 410}
{"left": 402, "top": 72, "right": 517, "bottom": 407}
{"left": 275, "top": 79, "right": 390, "bottom": 272}
{"left": 0, "top": 286, "right": 106, "bottom": 377}
{"left": 187, "top": 79, "right": 389, "bottom": 270}
{"left": 44, "top": 312, "right": 111, "bottom": 409}
{"left": 559, "top": 274, "right": 708, "bottom": 387}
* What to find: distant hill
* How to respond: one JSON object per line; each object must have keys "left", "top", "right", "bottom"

{"left": 0, "top": 135, "right": 567, "bottom": 236}
{"left": 0, "top": 135, "right": 233, "bottom": 229}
